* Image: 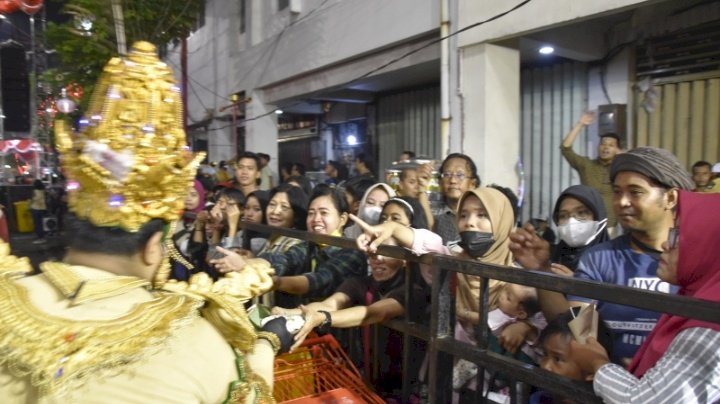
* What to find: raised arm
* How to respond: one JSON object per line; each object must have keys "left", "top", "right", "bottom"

{"left": 562, "top": 111, "right": 595, "bottom": 148}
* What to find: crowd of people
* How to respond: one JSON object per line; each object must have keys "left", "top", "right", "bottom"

{"left": 177, "top": 128, "right": 719, "bottom": 402}
{"left": 2, "top": 40, "right": 717, "bottom": 403}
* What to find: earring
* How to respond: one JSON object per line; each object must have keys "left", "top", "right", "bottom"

{"left": 153, "top": 256, "right": 172, "bottom": 289}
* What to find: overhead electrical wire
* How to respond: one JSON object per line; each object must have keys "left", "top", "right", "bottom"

{"left": 231, "top": 0, "right": 535, "bottom": 126}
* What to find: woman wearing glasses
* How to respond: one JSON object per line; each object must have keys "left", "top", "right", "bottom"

{"left": 572, "top": 191, "right": 720, "bottom": 404}
{"left": 511, "top": 185, "right": 610, "bottom": 276}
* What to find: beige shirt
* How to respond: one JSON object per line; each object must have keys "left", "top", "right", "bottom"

{"left": 0, "top": 266, "right": 273, "bottom": 404}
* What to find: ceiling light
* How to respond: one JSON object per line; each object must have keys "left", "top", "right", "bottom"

{"left": 539, "top": 46, "right": 554, "bottom": 55}
{"left": 275, "top": 109, "right": 283, "bottom": 115}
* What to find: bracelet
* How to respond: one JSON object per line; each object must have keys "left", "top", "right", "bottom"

{"left": 315, "top": 310, "right": 332, "bottom": 334}
{"left": 256, "top": 331, "right": 281, "bottom": 355}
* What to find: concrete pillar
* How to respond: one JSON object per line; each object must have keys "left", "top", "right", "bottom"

{"left": 245, "top": 90, "right": 279, "bottom": 174}
{"left": 460, "top": 43, "right": 520, "bottom": 190}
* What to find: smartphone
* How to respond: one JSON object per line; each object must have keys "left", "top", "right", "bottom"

{"left": 208, "top": 248, "right": 226, "bottom": 261}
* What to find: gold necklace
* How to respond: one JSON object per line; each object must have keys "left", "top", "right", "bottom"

{"left": 0, "top": 262, "right": 201, "bottom": 397}
{"left": 165, "top": 220, "right": 195, "bottom": 270}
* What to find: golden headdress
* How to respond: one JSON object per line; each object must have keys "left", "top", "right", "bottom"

{"left": 55, "top": 41, "right": 204, "bottom": 232}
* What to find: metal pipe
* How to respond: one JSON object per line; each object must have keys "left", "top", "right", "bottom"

{"left": 111, "top": 0, "right": 127, "bottom": 56}
{"left": 29, "top": 15, "right": 36, "bottom": 144}
{"left": 440, "top": 0, "right": 451, "bottom": 157}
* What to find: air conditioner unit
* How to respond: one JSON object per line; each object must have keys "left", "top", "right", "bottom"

{"left": 290, "top": 0, "right": 302, "bottom": 14}
{"left": 43, "top": 215, "right": 58, "bottom": 232}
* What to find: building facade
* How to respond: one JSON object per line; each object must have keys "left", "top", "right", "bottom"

{"left": 168, "top": 0, "right": 720, "bottom": 222}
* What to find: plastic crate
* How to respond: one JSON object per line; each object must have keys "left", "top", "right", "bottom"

{"left": 274, "top": 334, "right": 384, "bottom": 403}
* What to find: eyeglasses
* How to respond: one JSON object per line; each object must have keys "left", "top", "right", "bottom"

{"left": 268, "top": 201, "right": 291, "bottom": 212}
{"left": 667, "top": 227, "right": 679, "bottom": 249}
{"left": 441, "top": 172, "right": 467, "bottom": 181}
{"left": 557, "top": 209, "right": 593, "bottom": 223}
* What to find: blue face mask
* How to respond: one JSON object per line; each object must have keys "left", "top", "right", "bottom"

{"left": 458, "top": 231, "right": 494, "bottom": 259}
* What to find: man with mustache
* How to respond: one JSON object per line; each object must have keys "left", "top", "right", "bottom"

{"left": 512, "top": 147, "right": 695, "bottom": 365}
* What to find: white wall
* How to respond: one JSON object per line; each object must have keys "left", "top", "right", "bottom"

{"left": 458, "top": 0, "right": 653, "bottom": 46}
{"left": 167, "top": 0, "right": 440, "bottom": 162}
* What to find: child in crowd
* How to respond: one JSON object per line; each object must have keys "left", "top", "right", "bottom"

{"left": 528, "top": 307, "right": 613, "bottom": 404}
{"left": 453, "top": 283, "right": 545, "bottom": 390}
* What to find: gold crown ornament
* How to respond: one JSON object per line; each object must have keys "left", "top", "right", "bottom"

{"left": 55, "top": 41, "right": 205, "bottom": 232}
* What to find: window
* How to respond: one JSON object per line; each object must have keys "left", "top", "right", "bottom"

{"left": 278, "top": 0, "right": 289, "bottom": 11}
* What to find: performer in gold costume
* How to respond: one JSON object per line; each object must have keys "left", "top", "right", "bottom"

{"left": 0, "top": 42, "right": 279, "bottom": 403}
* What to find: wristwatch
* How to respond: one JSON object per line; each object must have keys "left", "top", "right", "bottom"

{"left": 315, "top": 310, "right": 332, "bottom": 334}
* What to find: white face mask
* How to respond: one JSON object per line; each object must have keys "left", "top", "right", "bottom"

{"left": 557, "top": 217, "right": 607, "bottom": 247}
{"left": 359, "top": 205, "right": 383, "bottom": 224}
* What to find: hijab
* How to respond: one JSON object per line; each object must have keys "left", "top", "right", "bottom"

{"left": 551, "top": 185, "right": 610, "bottom": 271}
{"left": 189, "top": 180, "right": 206, "bottom": 214}
{"left": 628, "top": 191, "right": 720, "bottom": 377}
{"left": 345, "top": 183, "right": 396, "bottom": 238}
{"left": 455, "top": 187, "right": 515, "bottom": 315}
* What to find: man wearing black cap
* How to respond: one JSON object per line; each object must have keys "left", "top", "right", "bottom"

{"left": 512, "top": 146, "right": 694, "bottom": 365}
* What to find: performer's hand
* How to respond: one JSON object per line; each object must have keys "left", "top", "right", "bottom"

{"left": 210, "top": 246, "right": 247, "bottom": 273}
{"left": 509, "top": 223, "right": 551, "bottom": 271}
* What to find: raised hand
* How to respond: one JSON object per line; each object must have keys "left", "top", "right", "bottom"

{"left": 227, "top": 203, "right": 241, "bottom": 225}
{"left": 578, "top": 111, "right": 595, "bottom": 126}
{"left": 417, "top": 162, "right": 434, "bottom": 188}
{"left": 210, "top": 203, "right": 223, "bottom": 223}
{"left": 509, "top": 223, "right": 551, "bottom": 271}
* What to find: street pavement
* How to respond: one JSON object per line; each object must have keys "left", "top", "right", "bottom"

{"left": 9, "top": 232, "right": 67, "bottom": 273}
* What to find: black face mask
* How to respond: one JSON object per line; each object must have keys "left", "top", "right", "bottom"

{"left": 458, "top": 231, "right": 495, "bottom": 259}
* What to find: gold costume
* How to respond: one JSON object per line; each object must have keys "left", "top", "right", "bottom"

{"left": 0, "top": 42, "right": 276, "bottom": 403}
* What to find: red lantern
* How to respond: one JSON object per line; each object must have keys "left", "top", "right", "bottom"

{"left": 0, "top": 0, "right": 19, "bottom": 15}
{"left": 19, "top": 0, "right": 42, "bottom": 15}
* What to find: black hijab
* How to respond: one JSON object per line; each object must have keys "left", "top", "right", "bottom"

{"left": 550, "top": 185, "right": 610, "bottom": 271}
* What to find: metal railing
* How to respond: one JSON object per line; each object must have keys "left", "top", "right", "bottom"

{"left": 241, "top": 221, "right": 720, "bottom": 403}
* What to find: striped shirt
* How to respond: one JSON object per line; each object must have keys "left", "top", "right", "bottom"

{"left": 593, "top": 327, "right": 720, "bottom": 404}
{"left": 560, "top": 146, "right": 616, "bottom": 228}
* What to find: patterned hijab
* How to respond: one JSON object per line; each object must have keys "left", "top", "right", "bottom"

{"left": 455, "top": 187, "right": 515, "bottom": 314}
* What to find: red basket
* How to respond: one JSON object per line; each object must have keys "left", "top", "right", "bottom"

{"left": 273, "top": 334, "right": 384, "bottom": 403}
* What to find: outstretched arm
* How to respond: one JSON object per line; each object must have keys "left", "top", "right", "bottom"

{"left": 273, "top": 292, "right": 351, "bottom": 315}
{"left": 562, "top": 111, "right": 595, "bottom": 148}
{"left": 290, "top": 298, "right": 405, "bottom": 352}
{"left": 350, "top": 214, "right": 415, "bottom": 253}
